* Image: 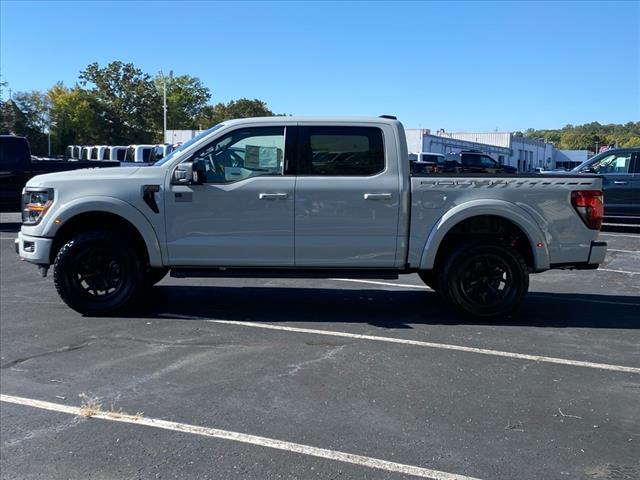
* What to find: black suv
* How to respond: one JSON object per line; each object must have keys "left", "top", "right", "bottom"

{"left": 571, "top": 148, "right": 640, "bottom": 224}
{"left": 444, "top": 151, "right": 518, "bottom": 174}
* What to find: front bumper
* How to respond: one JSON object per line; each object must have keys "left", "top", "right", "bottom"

{"left": 15, "top": 232, "right": 53, "bottom": 265}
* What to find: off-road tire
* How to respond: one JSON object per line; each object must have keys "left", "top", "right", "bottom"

{"left": 438, "top": 243, "right": 529, "bottom": 318}
{"left": 53, "top": 230, "right": 143, "bottom": 315}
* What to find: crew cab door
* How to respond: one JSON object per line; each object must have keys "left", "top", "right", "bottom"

{"left": 164, "top": 125, "right": 296, "bottom": 266}
{"left": 589, "top": 151, "right": 635, "bottom": 217}
{"left": 294, "top": 124, "right": 401, "bottom": 267}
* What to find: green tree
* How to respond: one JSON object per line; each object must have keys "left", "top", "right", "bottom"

{"left": 154, "top": 74, "right": 211, "bottom": 130}
{"left": 0, "top": 96, "right": 48, "bottom": 154}
{"left": 0, "top": 100, "right": 16, "bottom": 134}
{"left": 196, "top": 98, "right": 278, "bottom": 128}
{"left": 12, "top": 90, "right": 51, "bottom": 133}
{"left": 48, "top": 83, "right": 104, "bottom": 153}
{"left": 527, "top": 121, "right": 640, "bottom": 150}
{"left": 79, "top": 61, "right": 161, "bottom": 143}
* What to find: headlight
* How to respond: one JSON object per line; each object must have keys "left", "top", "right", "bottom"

{"left": 22, "top": 188, "right": 54, "bottom": 225}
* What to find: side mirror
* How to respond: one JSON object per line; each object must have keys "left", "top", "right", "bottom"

{"left": 173, "top": 163, "right": 194, "bottom": 184}
{"left": 191, "top": 158, "right": 207, "bottom": 184}
{"left": 582, "top": 166, "right": 597, "bottom": 174}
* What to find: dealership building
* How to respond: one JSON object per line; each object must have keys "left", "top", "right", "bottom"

{"left": 406, "top": 129, "right": 556, "bottom": 172}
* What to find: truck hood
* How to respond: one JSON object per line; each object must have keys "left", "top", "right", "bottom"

{"left": 26, "top": 166, "right": 143, "bottom": 188}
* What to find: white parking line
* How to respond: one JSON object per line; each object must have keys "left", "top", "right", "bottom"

{"left": 0, "top": 394, "right": 481, "bottom": 480}
{"left": 331, "top": 278, "right": 431, "bottom": 289}
{"left": 600, "top": 233, "right": 640, "bottom": 239}
{"left": 208, "top": 320, "right": 640, "bottom": 374}
{"left": 608, "top": 248, "right": 639, "bottom": 253}
{"left": 599, "top": 268, "right": 640, "bottom": 276}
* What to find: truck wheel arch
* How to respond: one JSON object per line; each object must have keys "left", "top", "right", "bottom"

{"left": 419, "top": 199, "right": 550, "bottom": 272}
{"left": 44, "top": 197, "right": 163, "bottom": 267}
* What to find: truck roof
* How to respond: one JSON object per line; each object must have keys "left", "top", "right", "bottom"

{"left": 220, "top": 116, "right": 403, "bottom": 128}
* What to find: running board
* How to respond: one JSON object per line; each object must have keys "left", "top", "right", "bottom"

{"left": 170, "top": 267, "right": 401, "bottom": 280}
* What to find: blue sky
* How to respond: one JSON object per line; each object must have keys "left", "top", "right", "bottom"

{"left": 1, "top": 0, "right": 638, "bottom": 131}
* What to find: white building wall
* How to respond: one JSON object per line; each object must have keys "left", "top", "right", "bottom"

{"left": 438, "top": 132, "right": 512, "bottom": 148}
{"left": 405, "top": 128, "right": 428, "bottom": 154}
{"left": 412, "top": 132, "right": 511, "bottom": 164}
{"left": 165, "top": 129, "right": 204, "bottom": 144}
{"left": 510, "top": 136, "right": 553, "bottom": 171}
{"left": 443, "top": 131, "right": 555, "bottom": 172}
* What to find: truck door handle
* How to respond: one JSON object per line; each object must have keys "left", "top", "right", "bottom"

{"left": 613, "top": 181, "right": 628, "bottom": 185}
{"left": 364, "top": 193, "right": 392, "bottom": 200}
{"left": 259, "top": 193, "right": 288, "bottom": 200}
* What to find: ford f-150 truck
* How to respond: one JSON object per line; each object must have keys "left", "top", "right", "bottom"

{"left": 15, "top": 116, "right": 607, "bottom": 318}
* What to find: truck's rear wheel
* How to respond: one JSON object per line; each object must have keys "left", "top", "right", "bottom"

{"left": 439, "top": 244, "right": 528, "bottom": 318}
{"left": 53, "top": 230, "right": 142, "bottom": 315}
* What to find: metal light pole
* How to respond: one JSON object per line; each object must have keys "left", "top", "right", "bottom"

{"left": 47, "top": 105, "right": 51, "bottom": 158}
{"left": 159, "top": 70, "right": 167, "bottom": 143}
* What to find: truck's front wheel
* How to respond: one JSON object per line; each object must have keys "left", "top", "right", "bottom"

{"left": 439, "top": 244, "right": 529, "bottom": 318}
{"left": 53, "top": 230, "right": 143, "bottom": 315}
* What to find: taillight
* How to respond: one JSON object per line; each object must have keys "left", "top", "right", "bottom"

{"left": 571, "top": 190, "right": 603, "bottom": 230}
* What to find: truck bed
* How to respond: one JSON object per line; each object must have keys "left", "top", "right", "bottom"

{"left": 407, "top": 173, "right": 603, "bottom": 269}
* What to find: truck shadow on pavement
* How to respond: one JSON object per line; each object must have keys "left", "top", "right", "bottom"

{"left": 127, "top": 285, "right": 640, "bottom": 329}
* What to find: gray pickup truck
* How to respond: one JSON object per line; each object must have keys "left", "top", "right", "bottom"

{"left": 16, "top": 116, "right": 607, "bottom": 318}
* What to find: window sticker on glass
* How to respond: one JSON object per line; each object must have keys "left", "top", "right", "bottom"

{"left": 245, "top": 145, "right": 279, "bottom": 169}
{"left": 616, "top": 157, "right": 629, "bottom": 168}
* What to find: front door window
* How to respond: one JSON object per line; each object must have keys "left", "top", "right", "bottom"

{"left": 191, "top": 127, "right": 285, "bottom": 183}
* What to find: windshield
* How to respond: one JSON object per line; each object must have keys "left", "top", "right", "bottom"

{"left": 124, "top": 147, "right": 136, "bottom": 163}
{"left": 148, "top": 146, "right": 163, "bottom": 163}
{"left": 154, "top": 124, "right": 225, "bottom": 166}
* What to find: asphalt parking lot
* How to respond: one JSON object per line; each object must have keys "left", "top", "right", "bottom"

{"left": 1, "top": 213, "right": 639, "bottom": 480}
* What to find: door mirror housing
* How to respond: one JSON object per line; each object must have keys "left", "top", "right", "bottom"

{"left": 191, "top": 158, "right": 207, "bottom": 184}
{"left": 173, "top": 162, "right": 195, "bottom": 184}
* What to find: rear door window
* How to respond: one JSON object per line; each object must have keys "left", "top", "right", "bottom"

{"left": 479, "top": 155, "right": 497, "bottom": 167}
{"left": 632, "top": 152, "right": 640, "bottom": 174}
{"left": 461, "top": 154, "right": 479, "bottom": 166}
{"left": 298, "top": 126, "right": 384, "bottom": 176}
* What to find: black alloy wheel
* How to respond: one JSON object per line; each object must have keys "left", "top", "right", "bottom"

{"left": 439, "top": 244, "right": 529, "bottom": 318}
{"left": 53, "top": 230, "right": 142, "bottom": 315}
